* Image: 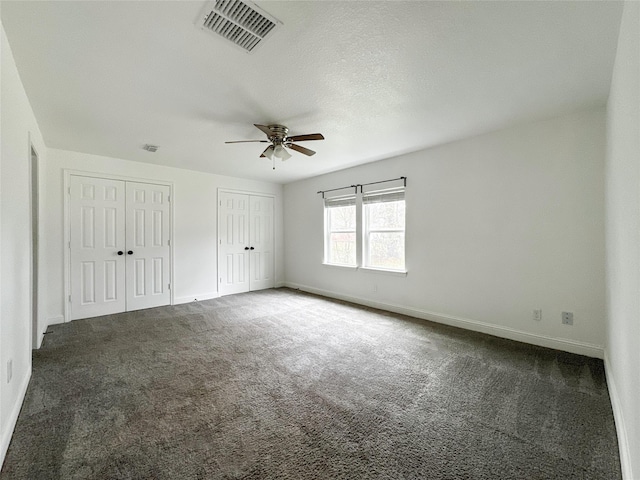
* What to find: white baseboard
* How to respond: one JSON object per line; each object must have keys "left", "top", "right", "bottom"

{"left": 174, "top": 292, "right": 219, "bottom": 305}
{"left": 604, "top": 352, "right": 634, "bottom": 480}
{"left": 0, "top": 367, "right": 31, "bottom": 469}
{"left": 285, "top": 282, "right": 604, "bottom": 359}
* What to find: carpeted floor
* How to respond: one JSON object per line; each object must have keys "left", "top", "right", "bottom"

{"left": 1, "top": 288, "right": 621, "bottom": 479}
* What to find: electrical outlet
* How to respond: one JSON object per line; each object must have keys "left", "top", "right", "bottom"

{"left": 533, "top": 309, "right": 542, "bottom": 321}
{"left": 562, "top": 312, "right": 574, "bottom": 325}
{"left": 6, "top": 360, "right": 12, "bottom": 383}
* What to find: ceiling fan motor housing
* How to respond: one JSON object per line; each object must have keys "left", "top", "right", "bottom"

{"left": 268, "top": 124, "right": 288, "bottom": 144}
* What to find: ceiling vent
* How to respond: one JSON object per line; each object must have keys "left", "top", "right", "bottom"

{"left": 143, "top": 144, "right": 158, "bottom": 153}
{"left": 197, "top": 0, "right": 281, "bottom": 53}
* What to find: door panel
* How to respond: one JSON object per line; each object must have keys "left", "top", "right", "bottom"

{"left": 70, "top": 176, "right": 126, "bottom": 320}
{"left": 218, "top": 192, "right": 251, "bottom": 295}
{"left": 249, "top": 195, "right": 274, "bottom": 291}
{"left": 125, "top": 182, "right": 171, "bottom": 311}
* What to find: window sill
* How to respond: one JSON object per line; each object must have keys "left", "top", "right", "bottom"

{"left": 321, "top": 264, "right": 407, "bottom": 276}
{"left": 358, "top": 267, "right": 408, "bottom": 277}
{"left": 322, "top": 263, "right": 358, "bottom": 270}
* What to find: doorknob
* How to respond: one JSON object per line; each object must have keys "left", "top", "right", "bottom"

{"left": 117, "top": 251, "right": 124, "bottom": 255}
{"left": 244, "top": 247, "right": 249, "bottom": 250}
{"left": 127, "top": 250, "right": 133, "bottom": 255}
{"left": 250, "top": 247, "right": 255, "bottom": 250}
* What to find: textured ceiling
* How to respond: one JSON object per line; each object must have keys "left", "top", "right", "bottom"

{"left": 1, "top": 1, "right": 623, "bottom": 184}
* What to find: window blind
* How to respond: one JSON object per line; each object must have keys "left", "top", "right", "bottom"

{"left": 324, "top": 195, "right": 356, "bottom": 208}
{"left": 362, "top": 188, "right": 405, "bottom": 205}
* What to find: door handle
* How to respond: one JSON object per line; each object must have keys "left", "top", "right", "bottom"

{"left": 127, "top": 250, "right": 133, "bottom": 255}
{"left": 244, "top": 247, "right": 249, "bottom": 250}
{"left": 117, "top": 251, "right": 124, "bottom": 256}
{"left": 250, "top": 247, "right": 255, "bottom": 250}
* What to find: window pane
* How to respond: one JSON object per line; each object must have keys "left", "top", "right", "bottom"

{"left": 367, "top": 232, "right": 405, "bottom": 270}
{"left": 367, "top": 201, "right": 405, "bottom": 230}
{"left": 329, "top": 232, "right": 356, "bottom": 265}
{"left": 329, "top": 205, "right": 355, "bottom": 231}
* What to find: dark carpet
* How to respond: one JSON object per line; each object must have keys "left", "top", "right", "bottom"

{"left": 1, "top": 288, "right": 621, "bottom": 479}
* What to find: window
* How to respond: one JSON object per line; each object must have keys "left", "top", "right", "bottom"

{"left": 324, "top": 195, "right": 356, "bottom": 266}
{"left": 363, "top": 189, "right": 405, "bottom": 271}
{"left": 323, "top": 185, "right": 406, "bottom": 272}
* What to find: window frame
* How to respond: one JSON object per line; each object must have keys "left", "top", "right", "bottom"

{"left": 323, "top": 194, "right": 357, "bottom": 267}
{"left": 362, "top": 188, "right": 406, "bottom": 272}
{"left": 323, "top": 185, "right": 407, "bottom": 274}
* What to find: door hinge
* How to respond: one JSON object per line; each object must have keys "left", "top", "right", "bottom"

{"left": 168, "top": 284, "right": 171, "bottom": 290}
{"left": 167, "top": 239, "right": 170, "bottom": 246}
{"left": 168, "top": 195, "right": 170, "bottom": 202}
{"left": 68, "top": 295, "right": 71, "bottom": 303}
{"left": 68, "top": 187, "right": 71, "bottom": 195}
{"left": 219, "top": 277, "right": 222, "bottom": 283}
{"left": 219, "top": 200, "right": 222, "bottom": 206}
{"left": 68, "top": 241, "right": 71, "bottom": 249}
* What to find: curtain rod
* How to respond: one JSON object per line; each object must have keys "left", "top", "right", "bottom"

{"left": 359, "top": 176, "right": 407, "bottom": 191}
{"left": 316, "top": 185, "right": 358, "bottom": 199}
{"left": 317, "top": 176, "right": 406, "bottom": 198}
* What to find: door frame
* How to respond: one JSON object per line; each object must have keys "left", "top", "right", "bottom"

{"left": 28, "top": 134, "right": 40, "bottom": 348}
{"left": 63, "top": 169, "right": 175, "bottom": 322}
{"left": 217, "top": 188, "right": 275, "bottom": 296}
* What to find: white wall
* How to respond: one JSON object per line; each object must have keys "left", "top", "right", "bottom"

{"left": 284, "top": 108, "right": 606, "bottom": 357}
{"left": 605, "top": 2, "right": 640, "bottom": 478}
{"left": 0, "top": 20, "right": 47, "bottom": 466}
{"left": 40, "top": 149, "right": 284, "bottom": 330}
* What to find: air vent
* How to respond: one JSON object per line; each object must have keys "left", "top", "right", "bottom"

{"left": 197, "top": 0, "right": 281, "bottom": 53}
{"left": 143, "top": 144, "right": 158, "bottom": 153}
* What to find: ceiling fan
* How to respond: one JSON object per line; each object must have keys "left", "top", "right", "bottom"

{"left": 225, "top": 124, "right": 325, "bottom": 165}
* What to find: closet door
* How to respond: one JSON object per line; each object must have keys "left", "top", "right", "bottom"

{"left": 218, "top": 192, "right": 274, "bottom": 296}
{"left": 125, "top": 182, "right": 171, "bottom": 311}
{"left": 249, "top": 195, "right": 274, "bottom": 291}
{"left": 69, "top": 176, "right": 126, "bottom": 320}
{"left": 218, "top": 192, "right": 251, "bottom": 295}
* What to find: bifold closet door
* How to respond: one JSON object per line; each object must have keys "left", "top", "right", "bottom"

{"left": 125, "top": 182, "right": 171, "bottom": 311}
{"left": 70, "top": 176, "right": 126, "bottom": 320}
{"left": 218, "top": 192, "right": 274, "bottom": 296}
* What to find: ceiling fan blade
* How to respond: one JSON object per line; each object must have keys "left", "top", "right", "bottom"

{"left": 287, "top": 143, "right": 316, "bottom": 156}
{"left": 254, "top": 124, "right": 273, "bottom": 137}
{"left": 286, "top": 133, "right": 325, "bottom": 142}
{"left": 225, "top": 140, "right": 269, "bottom": 143}
{"left": 260, "top": 145, "right": 274, "bottom": 158}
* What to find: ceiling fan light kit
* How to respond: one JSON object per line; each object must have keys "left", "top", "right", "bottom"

{"left": 226, "top": 124, "right": 325, "bottom": 170}
{"left": 266, "top": 145, "right": 291, "bottom": 161}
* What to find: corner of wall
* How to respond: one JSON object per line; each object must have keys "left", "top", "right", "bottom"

{"left": 603, "top": 351, "right": 633, "bottom": 480}
{"left": 604, "top": 1, "right": 640, "bottom": 478}
{"left": 0, "top": 366, "right": 31, "bottom": 469}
